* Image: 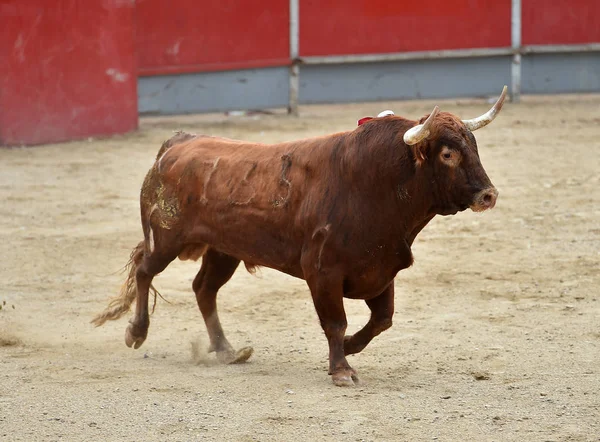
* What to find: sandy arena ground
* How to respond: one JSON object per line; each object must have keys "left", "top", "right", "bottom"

{"left": 1, "top": 95, "right": 599, "bottom": 441}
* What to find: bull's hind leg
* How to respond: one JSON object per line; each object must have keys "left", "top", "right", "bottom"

{"left": 344, "top": 283, "right": 394, "bottom": 356}
{"left": 192, "top": 248, "right": 253, "bottom": 364}
{"left": 125, "top": 240, "right": 180, "bottom": 349}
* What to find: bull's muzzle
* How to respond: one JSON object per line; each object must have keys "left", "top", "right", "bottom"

{"left": 471, "top": 187, "right": 498, "bottom": 212}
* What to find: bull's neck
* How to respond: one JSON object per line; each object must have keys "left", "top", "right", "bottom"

{"left": 394, "top": 153, "right": 437, "bottom": 237}
{"left": 342, "top": 123, "right": 438, "bottom": 243}
{"left": 358, "top": 134, "right": 437, "bottom": 243}
{"left": 395, "top": 165, "right": 437, "bottom": 243}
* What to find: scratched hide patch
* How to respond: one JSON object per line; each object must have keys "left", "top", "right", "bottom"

{"left": 169, "top": 156, "right": 222, "bottom": 207}
{"left": 189, "top": 155, "right": 295, "bottom": 209}
{"left": 155, "top": 150, "right": 297, "bottom": 211}
{"left": 141, "top": 132, "right": 198, "bottom": 230}
{"left": 271, "top": 154, "right": 292, "bottom": 208}
{"left": 152, "top": 181, "right": 180, "bottom": 229}
{"left": 228, "top": 161, "right": 258, "bottom": 206}
{"left": 141, "top": 166, "right": 180, "bottom": 230}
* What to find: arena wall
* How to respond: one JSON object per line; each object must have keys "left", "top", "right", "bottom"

{"left": 2, "top": 0, "right": 599, "bottom": 144}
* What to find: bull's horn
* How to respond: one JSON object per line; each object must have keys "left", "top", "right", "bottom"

{"left": 403, "top": 106, "right": 440, "bottom": 146}
{"left": 462, "top": 85, "right": 508, "bottom": 131}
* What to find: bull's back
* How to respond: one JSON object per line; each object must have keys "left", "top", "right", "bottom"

{"left": 161, "top": 136, "right": 304, "bottom": 210}
{"left": 153, "top": 135, "right": 329, "bottom": 274}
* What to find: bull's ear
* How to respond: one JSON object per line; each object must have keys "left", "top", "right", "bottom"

{"left": 412, "top": 144, "right": 427, "bottom": 165}
{"left": 357, "top": 117, "right": 373, "bottom": 126}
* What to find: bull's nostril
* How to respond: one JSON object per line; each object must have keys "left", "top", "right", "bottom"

{"left": 473, "top": 188, "right": 497, "bottom": 211}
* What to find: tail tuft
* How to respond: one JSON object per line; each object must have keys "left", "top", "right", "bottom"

{"left": 91, "top": 242, "right": 145, "bottom": 327}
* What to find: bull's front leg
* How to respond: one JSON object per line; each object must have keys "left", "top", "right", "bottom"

{"left": 306, "top": 275, "right": 358, "bottom": 387}
{"left": 344, "top": 283, "right": 394, "bottom": 356}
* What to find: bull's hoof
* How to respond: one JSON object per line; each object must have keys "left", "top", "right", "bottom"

{"left": 216, "top": 346, "right": 254, "bottom": 364}
{"left": 332, "top": 369, "right": 359, "bottom": 387}
{"left": 125, "top": 322, "right": 147, "bottom": 349}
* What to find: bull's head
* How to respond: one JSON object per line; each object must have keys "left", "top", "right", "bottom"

{"left": 403, "top": 86, "right": 507, "bottom": 216}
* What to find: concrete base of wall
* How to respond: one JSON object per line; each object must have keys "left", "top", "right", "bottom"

{"left": 138, "top": 53, "right": 600, "bottom": 115}
{"left": 299, "top": 56, "right": 512, "bottom": 104}
{"left": 522, "top": 53, "right": 600, "bottom": 94}
{"left": 138, "top": 67, "right": 290, "bottom": 114}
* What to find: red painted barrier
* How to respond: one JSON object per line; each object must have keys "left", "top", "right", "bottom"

{"left": 522, "top": 0, "right": 600, "bottom": 45}
{"left": 3, "top": 0, "right": 600, "bottom": 145}
{"left": 0, "top": 0, "right": 138, "bottom": 146}
{"left": 300, "top": 0, "right": 511, "bottom": 57}
{"left": 136, "top": 0, "right": 289, "bottom": 75}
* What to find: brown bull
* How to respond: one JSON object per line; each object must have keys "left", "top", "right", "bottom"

{"left": 93, "top": 86, "right": 507, "bottom": 386}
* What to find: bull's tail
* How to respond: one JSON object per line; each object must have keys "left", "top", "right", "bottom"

{"left": 91, "top": 241, "right": 159, "bottom": 327}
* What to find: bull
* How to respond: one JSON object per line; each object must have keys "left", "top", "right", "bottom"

{"left": 93, "top": 86, "right": 507, "bottom": 386}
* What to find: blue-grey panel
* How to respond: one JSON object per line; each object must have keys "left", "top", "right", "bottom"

{"left": 521, "top": 53, "right": 600, "bottom": 94}
{"left": 138, "top": 67, "right": 289, "bottom": 115}
{"left": 298, "top": 57, "right": 512, "bottom": 104}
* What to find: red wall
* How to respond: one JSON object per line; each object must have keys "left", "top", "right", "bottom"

{"left": 3, "top": 1, "right": 599, "bottom": 146}
{"left": 522, "top": 0, "right": 600, "bottom": 45}
{"left": 300, "top": 0, "right": 511, "bottom": 57}
{"left": 136, "top": 0, "right": 289, "bottom": 75}
{"left": 0, "top": 0, "right": 138, "bottom": 146}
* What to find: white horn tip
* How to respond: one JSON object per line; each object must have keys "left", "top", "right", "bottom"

{"left": 495, "top": 86, "right": 508, "bottom": 109}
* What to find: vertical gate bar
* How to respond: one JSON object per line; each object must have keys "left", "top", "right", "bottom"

{"left": 288, "top": 0, "right": 299, "bottom": 115}
{"left": 511, "top": 0, "right": 522, "bottom": 103}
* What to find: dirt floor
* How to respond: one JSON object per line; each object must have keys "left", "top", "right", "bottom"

{"left": 1, "top": 94, "right": 599, "bottom": 441}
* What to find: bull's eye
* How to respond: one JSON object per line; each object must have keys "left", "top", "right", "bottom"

{"left": 440, "top": 146, "right": 459, "bottom": 166}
